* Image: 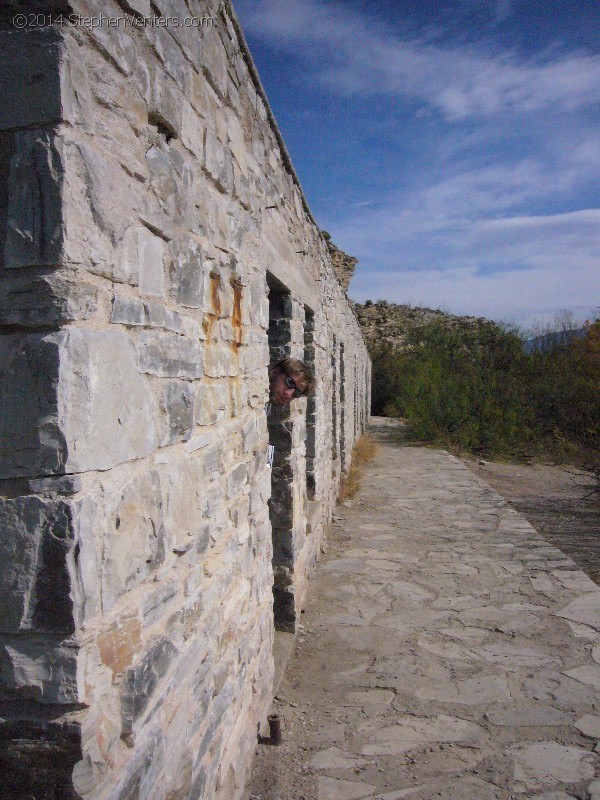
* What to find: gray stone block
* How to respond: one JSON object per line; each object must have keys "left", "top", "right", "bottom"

{"left": 138, "top": 330, "right": 203, "bottom": 378}
{"left": 116, "top": 732, "right": 165, "bottom": 800}
{"left": 29, "top": 475, "right": 82, "bottom": 495}
{"left": 204, "top": 344, "right": 238, "bottom": 378}
{"left": 181, "top": 101, "right": 205, "bottom": 160}
{"left": 145, "top": 301, "right": 183, "bottom": 333}
{"left": 227, "top": 463, "right": 248, "bottom": 498}
{"left": 138, "top": 226, "right": 166, "bottom": 298}
{"left": 160, "top": 381, "right": 194, "bottom": 445}
{"left": 74, "top": 142, "right": 140, "bottom": 256}
{"left": 146, "top": 23, "right": 190, "bottom": 94}
{"left": 0, "top": 714, "right": 83, "bottom": 799}
{"left": 101, "top": 469, "right": 165, "bottom": 612}
{"left": 118, "top": 0, "right": 153, "bottom": 18}
{"left": 58, "top": 329, "right": 159, "bottom": 473}
{"left": 147, "top": 74, "right": 183, "bottom": 143}
{"left": 170, "top": 236, "right": 206, "bottom": 308}
{"left": 204, "top": 130, "right": 234, "bottom": 194}
{"left": 0, "top": 273, "right": 101, "bottom": 327}
{"left": 242, "top": 418, "right": 259, "bottom": 454}
{"left": 0, "top": 29, "right": 63, "bottom": 132}
{"left": 194, "top": 382, "right": 228, "bottom": 426}
{"left": 0, "top": 495, "right": 75, "bottom": 634}
{"left": 111, "top": 295, "right": 145, "bottom": 326}
{"left": 121, "top": 637, "right": 178, "bottom": 736}
{"left": 141, "top": 581, "right": 178, "bottom": 627}
{"left": 202, "top": 20, "right": 229, "bottom": 97}
{"left": 2, "top": 330, "right": 154, "bottom": 478}
{"left": 184, "top": 431, "right": 213, "bottom": 453}
{"left": 0, "top": 637, "right": 79, "bottom": 704}
{"left": 3, "top": 130, "right": 64, "bottom": 269}
{"left": 0, "top": 333, "right": 65, "bottom": 479}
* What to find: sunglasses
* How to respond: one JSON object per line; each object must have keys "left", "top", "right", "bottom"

{"left": 284, "top": 375, "right": 305, "bottom": 399}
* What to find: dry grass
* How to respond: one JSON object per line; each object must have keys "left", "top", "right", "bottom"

{"left": 338, "top": 435, "right": 379, "bottom": 501}
{"left": 353, "top": 435, "right": 379, "bottom": 466}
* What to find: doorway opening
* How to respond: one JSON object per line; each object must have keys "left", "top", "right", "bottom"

{"left": 266, "top": 273, "right": 295, "bottom": 631}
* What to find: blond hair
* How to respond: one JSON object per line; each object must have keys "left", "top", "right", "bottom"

{"left": 269, "top": 358, "right": 315, "bottom": 396}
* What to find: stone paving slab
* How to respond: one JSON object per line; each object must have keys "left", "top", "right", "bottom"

{"left": 246, "top": 429, "right": 599, "bottom": 800}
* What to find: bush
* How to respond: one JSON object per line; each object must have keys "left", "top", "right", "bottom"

{"left": 370, "top": 316, "right": 599, "bottom": 462}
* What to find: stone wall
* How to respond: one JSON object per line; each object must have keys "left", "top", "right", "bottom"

{"left": 0, "top": 2, "right": 370, "bottom": 799}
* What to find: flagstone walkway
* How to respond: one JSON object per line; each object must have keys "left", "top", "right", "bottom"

{"left": 246, "top": 420, "right": 600, "bottom": 800}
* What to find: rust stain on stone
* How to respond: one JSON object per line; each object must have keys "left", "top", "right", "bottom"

{"left": 231, "top": 280, "right": 243, "bottom": 347}
{"left": 209, "top": 273, "right": 221, "bottom": 316}
{"left": 204, "top": 272, "right": 221, "bottom": 344}
{"left": 97, "top": 614, "right": 142, "bottom": 680}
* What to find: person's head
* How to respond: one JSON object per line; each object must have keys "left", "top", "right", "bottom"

{"left": 268, "top": 358, "right": 315, "bottom": 405}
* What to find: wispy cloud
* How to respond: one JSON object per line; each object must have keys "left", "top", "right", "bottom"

{"left": 350, "top": 263, "right": 597, "bottom": 329}
{"left": 236, "top": 0, "right": 599, "bottom": 324}
{"left": 240, "top": 0, "right": 600, "bottom": 121}
{"left": 344, "top": 207, "right": 599, "bottom": 325}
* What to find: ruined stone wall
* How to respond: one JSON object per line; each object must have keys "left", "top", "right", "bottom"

{"left": 0, "top": 2, "right": 370, "bottom": 799}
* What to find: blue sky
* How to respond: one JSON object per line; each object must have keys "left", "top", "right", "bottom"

{"left": 234, "top": 0, "right": 599, "bottom": 328}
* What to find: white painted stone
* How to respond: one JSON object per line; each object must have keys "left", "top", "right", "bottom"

{"left": 310, "top": 747, "right": 367, "bottom": 769}
{"left": 551, "top": 571, "right": 598, "bottom": 592}
{"left": 317, "top": 776, "right": 377, "bottom": 800}
{"left": 573, "top": 714, "right": 600, "bottom": 738}
{"left": 417, "top": 636, "right": 479, "bottom": 662}
{"left": 439, "top": 626, "right": 490, "bottom": 643}
{"left": 485, "top": 705, "right": 570, "bottom": 727}
{"left": 361, "top": 714, "right": 485, "bottom": 756}
{"left": 475, "top": 643, "right": 561, "bottom": 669}
{"left": 529, "top": 573, "right": 554, "bottom": 593}
{"left": 416, "top": 674, "right": 512, "bottom": 704}
{"left": 566, "top": 622, "right": 600, "bottom": 640}
{"left": 509, "top": 741, "right": 595, "bottom": 791}
{"left": 555, "top": 593, "right": 600, "bottom": 631}
{"left": 346, "top": 689, "right": 395, "bottom": 706}
{"left": 563, "top": 665, "right": 600, "bottom": 690}
{"left": 589, "top": 779, "right": 600, "bottom": 800}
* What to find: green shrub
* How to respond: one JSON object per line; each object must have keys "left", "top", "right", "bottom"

{"left": 370, "top": 316, "right": 599, "bottom": 462}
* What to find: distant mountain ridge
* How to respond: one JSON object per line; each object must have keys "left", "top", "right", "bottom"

{"left": 524, "top": 328, "right": 587, "bottom": 353}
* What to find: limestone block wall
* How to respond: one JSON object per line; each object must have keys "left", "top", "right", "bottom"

{"left": 0, "top": 2, "right": 370, "bottom": 799}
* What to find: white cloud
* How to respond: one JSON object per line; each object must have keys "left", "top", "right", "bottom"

{"left": 236, "top": 0, "right": 600, "bottom": 324}
{"left": 350, "top": 263, "right": 597, "bottom": 329}
{"left": 344, "top": 208, "right": 599, "bottom": 325}
{"left": 238, "top": 0, "right": 600, "bottom": 120}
